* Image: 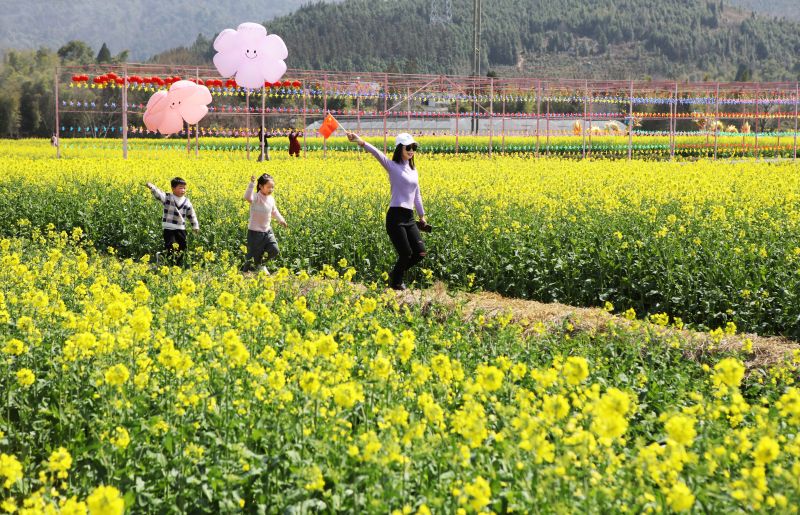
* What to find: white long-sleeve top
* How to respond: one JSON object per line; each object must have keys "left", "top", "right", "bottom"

{"left": 244, "top": 181, "right": 285, "bottom": 232}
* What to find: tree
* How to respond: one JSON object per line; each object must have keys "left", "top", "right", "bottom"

{"left": 96, "top": 43, "right": 112, "bottom": 63}
{"left": 57, "top": 41, "right": 94, "bottom": 64}
{"left": 734, "top": 62, "right": 753, "bottom": 82}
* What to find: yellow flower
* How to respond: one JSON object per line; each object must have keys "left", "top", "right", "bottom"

{"left": 61, "top": 497, "right": 88, "bottom": 515}
{"left": 713, "top": 357, "right": 745, "bottom": 388}
{"left": 563, "top": 356, "right": 589, "bottom": 385}
{"left": 47, "top": 447, "right": 73, "bottom": 478}
{"left": 374, "top": 327, "right": 395, "bottom": 346}
{"left": 16, "top": 368, "right": 35, "bottom": 388}
{"left": 104, "top": 364, "right": 130, "bottom": 386}
{"left": 217, "top": 291, "right": 235, "bottom": 309}
{"left": 0, "top": 453, "right": 23, "bottom": 488}
{"left": 460, "top": 476, "right": 491, "bottom": 511}
{"left": 332, "top": 382, "right": 364, "bottom": 409}
{"left": 665, "top": 414, "right": 697, "bottom": 447}
{"left": 666, "top": 481, "right": 695, "bottom": 512}
{"left": 476, "top": 364, "right": 504, "bottom": 392}
{"left": 2, "top": 338, "right": 25, "bottom": 355}
{"left": 753, "top": 436, "right": 780, "bottom": 465}
{"left": 222, "top": 330, "right": 249, "bottom": 367}
{"left": 304, "top": 465, "right": 325, "bottom": 491}
{"left": 87, "top": 485, "right": 124, "bottom": 515}
{"left": 109, "top": 426, "right": 130, "bottom": 450}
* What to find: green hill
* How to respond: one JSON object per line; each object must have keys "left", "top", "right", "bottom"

{"left": 149, "top": 0, "right": 800, "bottom": 82}
{"left": 0, "top": 0, "right": 342, "bottom": 60}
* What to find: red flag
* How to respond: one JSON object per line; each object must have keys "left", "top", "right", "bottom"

{"left": 319, "top": 113, "right": 339, "bottom": 139}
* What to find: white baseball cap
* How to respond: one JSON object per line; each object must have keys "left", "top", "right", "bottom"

{"left": 395, "top": 133, "right": 417, "bottom": 147}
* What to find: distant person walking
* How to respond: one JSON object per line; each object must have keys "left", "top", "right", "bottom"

{"left": 346, "top": 131, "right": 430, "bottom": 290}
{"left": 288, "top": 130, "right": 302, "bottom": 157}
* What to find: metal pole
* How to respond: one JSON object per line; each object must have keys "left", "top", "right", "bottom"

{"left": 407, "top": 86, "right": 411, "bottom": 133}
{"left": 54, "top": 66, "right": 61, "bottom": 158}
{"left": 488, "top": 77, "right": 493, "bottom": 158}
{"left": 383, "top": 73, "right": 388, "bottom": 153}
{"left": 582, "top": 81, "right": 588, "bottom": 159}
{"left": 545, "top": 84, "right": 550, "bottom": 157}
{"left": 714, "top": 82, "right": 720, "bottom": 160}
{"left": 670, "top": 82, "right": 677, "bottom": 160}
{"left": 755, "top": 83, "right": 760, "bottom": 159}
{"left": 501, "top": 89, "right": 506, "bottom": 153}
{"left": 245, "top": 91, "right": 251, "bottom": 160}
{"left": 536, "top": 80, "right": 541, "bottom": 157}
{"left": 794, "top": 82, "right": 798, "bottom": 161}
{"left": 628, "top": 80, "right": 633, "bottom": 161}
{"left": 303, "top": 81, "right": 308, "bottom": 159}
{"left": 261, "top": 86, "right": 266, "bottom": 161}
{"left": 455, "top": 97, "right": 460, "bottom": 155}
{"left": 323, "top": 74, "right": 328, "bottom": 158}
{"left": 122, "top": 65, "right": 128, "bottom": 159}
{"left": 195, "top": 68, "right": 199, "bottom": 157}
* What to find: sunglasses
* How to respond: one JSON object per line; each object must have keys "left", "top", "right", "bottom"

{"left": 404, "top": 144, "right": 418, "bottom": 151}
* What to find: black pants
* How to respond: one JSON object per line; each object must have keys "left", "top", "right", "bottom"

{"left": 241, "top": 229, "right": 279, "bottom": 271}
{"left": 385, "top": 207, "right": 426, "bottom": 288}
{"left": 163, "top": 229, "right": 187, "bottom": 266}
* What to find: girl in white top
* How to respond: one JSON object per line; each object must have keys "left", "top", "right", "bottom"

{"left": 241, "top": 173, "right": 287, "bottom": 274}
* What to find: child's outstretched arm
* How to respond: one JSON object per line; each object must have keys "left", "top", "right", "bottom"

{"left": 272, "top": 205, "right": 287, "bottom": 227}
{"left": 186, "top": 201, "right": 200, "bottom": 232}
{"left": 243, "top": 176, "right": 255, "bottom": 203}
{"left": 146, "top": 182, "right": 166, "bottom": 204}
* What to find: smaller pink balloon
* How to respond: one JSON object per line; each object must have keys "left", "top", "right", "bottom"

{"left": 142, "top": 81, "right": 212, "bottom": 135}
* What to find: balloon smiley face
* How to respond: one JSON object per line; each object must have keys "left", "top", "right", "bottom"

{"left": 213, "top": 22, "right": 288, "bottom": 90}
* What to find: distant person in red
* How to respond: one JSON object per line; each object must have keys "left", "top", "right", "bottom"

{"left": 288, "top": 130, "right": 302, "bottom": 157}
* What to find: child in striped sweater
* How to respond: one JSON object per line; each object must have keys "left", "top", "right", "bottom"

{"left": 145, "top": 177, "right": 199, "bottom": 267}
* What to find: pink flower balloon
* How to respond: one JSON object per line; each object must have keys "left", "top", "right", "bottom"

{"left": 143, "top": 81, "right": 212, "bottom": 135}
{"left": 213, "top": 22, "right": 288, "bottom": 90}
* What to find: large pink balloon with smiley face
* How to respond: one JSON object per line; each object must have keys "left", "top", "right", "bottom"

{"left": 212, "top": 22, "right": 288, "bottom": 90}
{"left": 143, "top": 80, "right": 212, "bottom": 135}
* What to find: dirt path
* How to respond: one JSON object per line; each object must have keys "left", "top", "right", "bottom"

{"left": 395, "top": 283, "right": 799, "bottom": 371}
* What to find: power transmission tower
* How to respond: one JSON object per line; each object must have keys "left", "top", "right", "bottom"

{"left": 430, "top": 0, "right": 453, "bottom": 25}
